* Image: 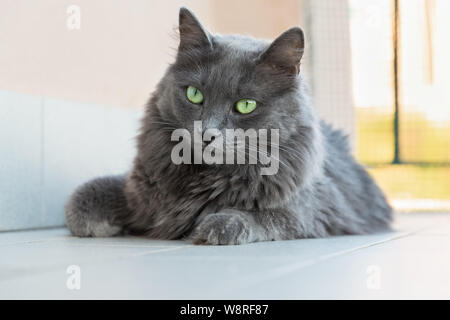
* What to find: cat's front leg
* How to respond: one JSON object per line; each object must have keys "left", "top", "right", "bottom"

{"left": 191, "top": 207, "right": 302, "bottom": 245}
{"left": 191, "top": 209, "right": 265, "bottom": 245}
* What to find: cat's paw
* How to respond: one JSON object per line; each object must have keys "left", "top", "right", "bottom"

{"left": 192, "top": 213, "right": 253, "bottom": 245}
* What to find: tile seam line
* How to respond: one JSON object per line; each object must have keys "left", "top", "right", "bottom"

{"left": 40, "top": 96, "right": 45, "bottom": 226}
{"left": 274, "top": 225, "right": 434, "bottom": 275}
{"left": 129, "top": 245, "right": 193, "bottom": 257}
{"left": 234, "top": 225, "right": 435, "bottom": 292}
{"left": 0, "top": 246, "right": 189, "bottom": 284}
{"left": 0, "top": 226, "right": 65, "bottom": 234}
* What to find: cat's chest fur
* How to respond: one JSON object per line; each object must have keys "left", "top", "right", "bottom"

{"left": 124, "top": 158, "right": 295, "bottom": 239}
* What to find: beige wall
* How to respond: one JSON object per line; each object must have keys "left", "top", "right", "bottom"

{"left": 212, "top": 0, "right": 301, "bottom": 38}
{"left": 0, "top": 0, "right": 303, "bottom": 109}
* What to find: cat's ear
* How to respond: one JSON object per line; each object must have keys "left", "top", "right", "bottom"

{"left": 178, "top": 7, "right": 212, "bottom": 51}
{"left": 258, "top": 27, "right": 305, "bottom": 75}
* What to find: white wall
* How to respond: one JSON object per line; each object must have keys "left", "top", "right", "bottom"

{"left": 0, "top": 91, "right": 140, "bottom": 231}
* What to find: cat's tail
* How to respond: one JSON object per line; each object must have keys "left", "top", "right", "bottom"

{"left": 65, "top": 175, "right": 130, "bottom": 237}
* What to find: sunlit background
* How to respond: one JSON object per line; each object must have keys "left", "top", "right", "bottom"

{"left": 1, "top": 0, "right": 449, "bottom": 231}
{"left": 350, "top": 0, "right": 450, "bottom": 211}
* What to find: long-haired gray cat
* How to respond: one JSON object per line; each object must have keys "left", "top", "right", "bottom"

{"left": 65, "top": 8, "right": 392, "bottom": 245}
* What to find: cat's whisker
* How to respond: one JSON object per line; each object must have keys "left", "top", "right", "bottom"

{"left": 200, "top": 142, "right": 287, "bottom": 170}
{"left": 270, "top": 145, "right": 305, "bottom": 163}
{"left": 258, "top": 142, "right": 305, "bottom": 163}
{"left": 245, "top": 145, "right": 290, "bottom": 170}
{"left": 147, "top": 121, "right": 179, "bottom": 128}
{"left": 228, "top": 141, "right": 291, "bottom": 169}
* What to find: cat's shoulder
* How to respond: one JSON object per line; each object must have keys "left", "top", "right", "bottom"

{"left": 320, "top": 120, "right": 351, "bottom": 153}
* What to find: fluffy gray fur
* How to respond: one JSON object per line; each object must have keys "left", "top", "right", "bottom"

{"left": 65, "top": 8, "right": 392, "bottom": 245}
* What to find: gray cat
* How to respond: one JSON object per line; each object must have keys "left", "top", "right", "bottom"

{"left": 65, "top": 8, "right": 392, "bottom": 245}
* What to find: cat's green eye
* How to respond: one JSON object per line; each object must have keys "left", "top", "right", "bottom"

{"left": 235, "top": 99, "right": 257, "bottom": 114}
{"left": 186, "top": 86, "right": 204, "bottom": 104}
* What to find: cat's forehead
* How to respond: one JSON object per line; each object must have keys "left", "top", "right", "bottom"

{"left": 212, "top": 34, "right": 269, "bottom": 54}
{"left": 198, "top": 36, "right": 268, "bottom": 96}
{"left": 173, "top": 34, "right": 275, "bottom": 97}
{"left": 205, "top": 35, "right": 269, "bottom": 77}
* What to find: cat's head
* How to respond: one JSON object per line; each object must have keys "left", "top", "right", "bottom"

{"left": 159, "top": 7, "right": 305, "bottom": 133}
{"left": 145, "top": 8, "right": 322, "bottom": 183}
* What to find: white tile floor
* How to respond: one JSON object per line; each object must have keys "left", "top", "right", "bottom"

{"left": 1, "top": 212, "right": 449, "bottom": 299}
